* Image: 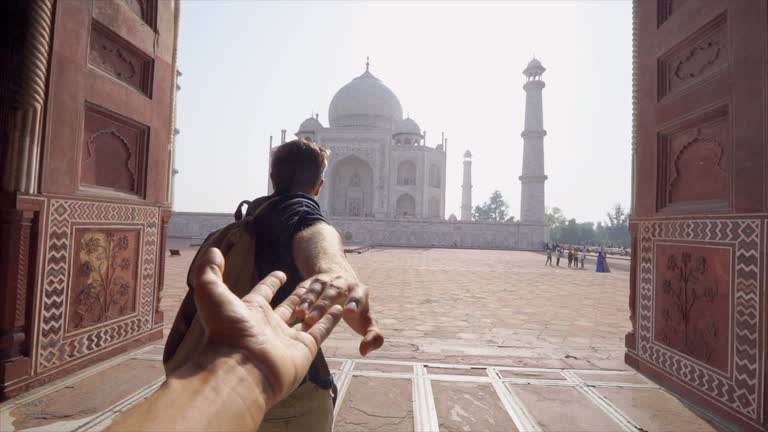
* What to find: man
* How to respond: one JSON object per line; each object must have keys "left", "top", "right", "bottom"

{"left": 580, "top": 248, "right": 586, "bottom": 269}
{"left": 249, "top": 139, "right": 384, "bottom": 431}
{"left": 545, "top": 247, "right": 553, "bottom": 266}
{"left": 111, "top": 248, "right": 343, "bottom": 431}
{"left": 556, "top": 248, "right": 562, "bottom": 267}
{"left": 567, "top": 248, "right": 573, "bottom": 268}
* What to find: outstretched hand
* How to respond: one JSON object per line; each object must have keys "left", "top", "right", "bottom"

{"left": 294, "top": 274, "right": 384, "bottom": 356}
{"left": 193, "top": 247, "right": 343, "bottom": 406}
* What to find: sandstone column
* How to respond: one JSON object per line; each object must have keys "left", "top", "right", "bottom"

{"left": 519, "top": 58, "right": 548, "bottom": 223}
{"left": 461, "top": 150, "right": 472, "bottom": 220}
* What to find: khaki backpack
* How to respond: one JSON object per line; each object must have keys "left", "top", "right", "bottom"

{"left": 162, "top": 197, "right": 274, "bottom": 375}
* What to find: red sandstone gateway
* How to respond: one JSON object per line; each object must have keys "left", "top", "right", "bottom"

{"left": 627, "top": 1, "right": 768, "bottom": 430}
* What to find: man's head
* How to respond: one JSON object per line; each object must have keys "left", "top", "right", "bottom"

{"left": 270, "top": 139, "right": 331, "bottom": 196}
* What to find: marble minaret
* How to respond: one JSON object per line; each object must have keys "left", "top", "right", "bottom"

{"left": 519, "top": 58, "right": 548, "bottom": 223}
{"left": 461, "top": 150, "right": 473, "bottom": 220}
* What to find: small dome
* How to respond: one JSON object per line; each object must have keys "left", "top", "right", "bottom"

{"left": 523, "top": 57, "right": 546, "bottom": 77}
{"left": 464, "top": 150, "right": 472, "bottom": 158}
{"left": 298, "top": 116, "right": 323, "bottom": 132}
{"left": 329, "top": 68, "right": 403, "bottom": 128}
{"left": 527, "top": 58, "right": 543, "bottom": 69}
{"left": 394, "top": 117, "right": 421, "bottom": 135}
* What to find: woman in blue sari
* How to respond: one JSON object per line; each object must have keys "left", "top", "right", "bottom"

{"left": 596, "top": 252, "right": 606, "bottom": 273}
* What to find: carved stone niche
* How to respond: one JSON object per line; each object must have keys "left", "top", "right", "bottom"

{"left": 66, "top": 228, "right": 140, "bottom": 334}
{"left": 657, "top": 0, "right": 690, "bottom": 28}
{"left": 657, "top": 13, "right": 727, "bottom": 100}
{"left": 119, "top": 0, "right": 158, "bottom": 30}
{"left": 657, "top": 105, "right": 730, "bottom": 212}
{"left": 653, "top": 242, "right": 731, "bottom": 374}
{"left": 89, "top": 19, "right": 153, "bottom": 96}
{"left": 80, "top": 103, "right": 148, "bottom": 198}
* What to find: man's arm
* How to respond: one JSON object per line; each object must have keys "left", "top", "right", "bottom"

{"left": 109, "top": 248, "right": 343, "bottom": 431}
{"left": 293, "top": 222, "right": 356, "bottom": 280}
{"left": 292, "top": 222, "right": 384, "bottom": 356}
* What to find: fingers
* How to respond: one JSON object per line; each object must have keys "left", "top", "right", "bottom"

{"left": 343, "top": 283, "right": 368, "bottom": 314}
{"left": 243, "top": 271, "right": 287, "bottom": 304}
{"left": 300, "top": 277, "right": 353, "bottom": 326}
{"left": 306, "top": 305, "right": 344, "bottom": 347}
{"left": 274, "top": 287, "right": 306, "bottom": 322}
{"left": 359, "top": 327, "right": 385, "bottom": 356}
{"left": 294, "top": 278, "right": 326, "bottom": 318}
{"left": 194, "top": 248, "right": 239, "bottom": 326}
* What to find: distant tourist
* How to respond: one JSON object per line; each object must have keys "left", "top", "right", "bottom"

{"left": 545, "top": 247, "right": 553, "bottom": 266}
{"left": 572, "top": 249, "right": 579, "bottom": 269}
{"left": 567, "top": 249, "right": 574, "bottom": 268}
{"left": 580, "top": 248, "right": 586, "bottom": 269}
{"left": 596, "top": 251, "right": 611, "bottom": 273}
{"left": 556, "top": 248, "right": 563, "bottom": 267}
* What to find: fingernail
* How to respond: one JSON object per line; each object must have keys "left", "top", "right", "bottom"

{"left": 299, "top": 301, "right": 309, "bottom": 311}
{"left": 345, "top": 302, "right": 358, "bottom": 312}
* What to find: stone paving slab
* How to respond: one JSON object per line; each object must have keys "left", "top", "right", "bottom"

{"left": 0, "top": 247, "right": 717, "bottom": 431}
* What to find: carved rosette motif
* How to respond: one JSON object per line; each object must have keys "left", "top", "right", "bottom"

{"left": 637, "top": 220, "right": 761, "bottom": 423}
{"left": 88, "top": 21, "right": 153, "bottom": 96}
{"left": 658, "top": 13, "right": 727, "bottom": 100}
{"left": 36, "top": 200, "right": 159, "bottom": 372}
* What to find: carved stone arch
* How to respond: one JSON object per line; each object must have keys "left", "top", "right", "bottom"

{"left": 396, "top": 160, "right": 417, "bottom": 186}
{"left": 82, "top": 128, "right": 137, "bottom": 193}
{"left": 668, "top": 132, "right": 728, "bottom": 204}
{"left": 330, "top": 154, "right": 374, "bottom": 217}
{"left": 396, "top": 193, "right": 416, "bottom": 217}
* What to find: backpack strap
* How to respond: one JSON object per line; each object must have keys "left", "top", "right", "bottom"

{"left": 234, "top": 200, "right": 252, "bottom": 221}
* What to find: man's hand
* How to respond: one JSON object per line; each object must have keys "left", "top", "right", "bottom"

{"left": 294, "top": 274, "right": 384, "bottom": 356}
{"left": 194, "top": 248, "right": 343, "bottom": 406}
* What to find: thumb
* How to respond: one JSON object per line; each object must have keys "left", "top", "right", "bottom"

{"left": 193, "top": 248, "right": 239, "bottom": 329}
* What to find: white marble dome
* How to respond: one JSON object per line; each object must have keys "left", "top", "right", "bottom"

{"left": 523, "top": 57, "right": 546, "bottom": 77}
{"left": 298, "top": 116, "right": 323, "bottom": 132}
{"left": 394, "top": 117, "right": 421, "bottom": 135}
{"left": 527, "top": 58, "right": 543, "bottom": 69}
{"left": 329, "top": 69, "right": 403, "bottom": 128}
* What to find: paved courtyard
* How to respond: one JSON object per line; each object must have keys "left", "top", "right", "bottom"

{"left": 1, "top": 247, "right": 715, "bottom": 431}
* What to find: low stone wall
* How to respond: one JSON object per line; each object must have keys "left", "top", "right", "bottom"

{"left": 168, "top": 212, "right": 548, "bottom": 250}
{"left": 167, "top": 211, "right": 234, "bottom": 239}
{"left": 329, "top": 217, "right": 547, "bottom": 250}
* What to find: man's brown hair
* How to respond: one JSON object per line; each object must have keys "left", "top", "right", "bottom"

{"left": 270, "top": 139, "right": 331, "bottom": 194}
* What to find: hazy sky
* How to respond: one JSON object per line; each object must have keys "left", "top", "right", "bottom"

{"left": 174, "top": 0, "right": 631, "bottom": 223}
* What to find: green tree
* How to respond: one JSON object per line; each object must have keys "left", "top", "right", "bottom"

{"left": 473, "top": 190, "right": 509, "bottom": 221}
{"left": 605, "top": 203, "right": 630, "bottom": 248}
{"left": 545, "top": 207, "right": 566, "bottom": 241}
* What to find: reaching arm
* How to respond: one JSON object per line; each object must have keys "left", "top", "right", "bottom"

{"left": 292, "top": 222, "right": 384, "bottom": 356}
{"left": 109, "top": 249, "right": 343, "bottom": 431}
{"left": 293, "top": 222, "right": 356, "bottom": 280}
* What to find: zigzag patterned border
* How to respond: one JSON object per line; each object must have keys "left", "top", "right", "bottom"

{"left": 36, "top": 199, "right": 159, "bottom": 372}
{"left": 638, "top": 220, "right": 761, "bottom": 422}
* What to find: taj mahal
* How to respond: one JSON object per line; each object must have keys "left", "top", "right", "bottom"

{"left": 171, "top": 58, "right": 550, "bottom": 249}
{"left": 269, "top": 60, "right": 447, "bottom": 220}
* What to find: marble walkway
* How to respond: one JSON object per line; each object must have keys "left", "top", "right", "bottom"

{"left": 1, "top": 247, "right": 716, "bottom": 431}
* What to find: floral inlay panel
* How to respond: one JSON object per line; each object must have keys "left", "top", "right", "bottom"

{"left": 653, "top": 243, "right": 730, "bottom": 373}
{"left": 67, "top": 229, "right": 140, "bottom": 332}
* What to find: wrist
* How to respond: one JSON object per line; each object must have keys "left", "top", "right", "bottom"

{"left": 174, "top": 345, "right": 274, "bottom": 418}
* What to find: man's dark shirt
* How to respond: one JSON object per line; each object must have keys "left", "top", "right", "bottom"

{"left": 248, "top": 192, "right": 332, "bottom": 389}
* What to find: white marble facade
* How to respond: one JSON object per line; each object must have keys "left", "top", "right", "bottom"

{"left": 167, "top": 61, "right": 550, "bottom": 250}
{"left": 269, "top": 63, "right": 447, "bottom": 220}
